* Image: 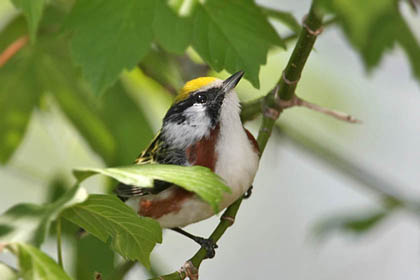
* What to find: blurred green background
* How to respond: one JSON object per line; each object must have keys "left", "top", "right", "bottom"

{"left": 1, "top": 0, "right": 420, "bottom": 279}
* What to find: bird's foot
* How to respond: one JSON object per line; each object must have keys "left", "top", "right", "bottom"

{"left": 243, "top": 185, "right": 253, "bottom": 199}
{"left": 194, "top": 237, "right": 218, "bottom": 259}
{"left": 171, "top": 227, "right": 218, "bottom": 258}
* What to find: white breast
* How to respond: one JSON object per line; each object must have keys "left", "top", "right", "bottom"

{"left": 214, "top": 90, "right": 260, "bottom": 209}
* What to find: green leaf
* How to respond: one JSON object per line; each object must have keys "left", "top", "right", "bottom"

{"left": 65, "top": 0, "right": 283, "bottom": 93}
{"left": 319, "top": 0, "right": 420, "bottom": 83}
{"left": 75, "top": 235, "right": 115, "bottom": 280}
{"left": 0, "top": 39, "right": 43, "bottom": 164}
{"left": 5, "top": 243, "right": 71, "bottom": 280}
{"left": 74, "top": 164, "right": 231, "bottom": 212}
{"left": 30, "top": 26, "right": 154, "bottom": 165}
{"left": 153, "top": 0, "right": 192, "bottom": 54}
{"left": 261, "top": 7, "right": 301, "bottom": 34}
{"left": 191, "top": 0, "right": 284, "bottom": 87}
{"left": 0, "top": 262, "right": 18, "bottom": 280}
{"left": 65, "top": 0, "right": 155, "bottom": 94}
{"left": 62, "top": 194, "right": 162, "bottom": 269}
{"left": 0, "top": 185, "right": 87, "bottom": 246}
{"left": 313, "top": 209, "right": 388, "bottom": 240}
{"left": 11, "top": 0, "right": 45, "bottom": 42}
{"left": 65, "top": 0, "right": 192, "bottom": 95}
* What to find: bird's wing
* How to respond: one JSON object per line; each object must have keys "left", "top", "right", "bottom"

{"left": 115, "top": 184, "right": 153, "bottom": 199}
{"left": 134, "top": 131, "right": 162, "bottom": 164}
{"left": 115, "top": 179, "right": 173, "bottom": 200}
{"left": 115, "top": 131, "right": 175, "bottom": 199}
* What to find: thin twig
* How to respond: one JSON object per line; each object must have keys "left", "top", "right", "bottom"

{"left": 0, "top": 35, "right": 28, "bottom": 67}
{"left": 295, "top": 96, "right": 361, "bottom": 123}
{"left": 242, "top": 93, "right": 361, "bottom": 124}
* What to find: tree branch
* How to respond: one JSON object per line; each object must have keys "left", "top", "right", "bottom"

{"left": 241, "top": 94, "right": 361, "bottom": 124}
{"left": 150, "top": 2, "right": 324, "bottom": 279}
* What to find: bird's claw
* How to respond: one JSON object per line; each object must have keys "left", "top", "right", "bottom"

{"left": 195, "top": 237, "right": 218, "bottom": 259}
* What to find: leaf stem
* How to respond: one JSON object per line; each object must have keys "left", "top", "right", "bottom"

{"left": 57, "top": 217, "right": 64, "bottom": 268}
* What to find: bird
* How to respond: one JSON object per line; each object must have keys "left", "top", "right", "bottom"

{"left": 115, "top": 71, "right": 260, "bottom": 258}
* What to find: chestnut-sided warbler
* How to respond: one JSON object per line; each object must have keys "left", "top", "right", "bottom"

{"left": 115, "top": 71, "right": 260, "bottom": 257}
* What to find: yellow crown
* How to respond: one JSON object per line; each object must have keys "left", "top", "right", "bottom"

{"left": 175, "top": 77, "right": 217, "bottom": 103}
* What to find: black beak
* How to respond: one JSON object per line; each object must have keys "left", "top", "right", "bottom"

{"left": 222, "top": 71, "right": 244, "bottom": 93}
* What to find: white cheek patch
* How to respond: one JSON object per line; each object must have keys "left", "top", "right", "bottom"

{"left": 162, "top": 104, "right": 212, "bottom": 149}
{"left": 184, "top": 103, "right": 207, "bottom": 121}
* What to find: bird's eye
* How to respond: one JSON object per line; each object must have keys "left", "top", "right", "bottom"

{"left": 196, "top": 93, "right": 207, "bottom": 104}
